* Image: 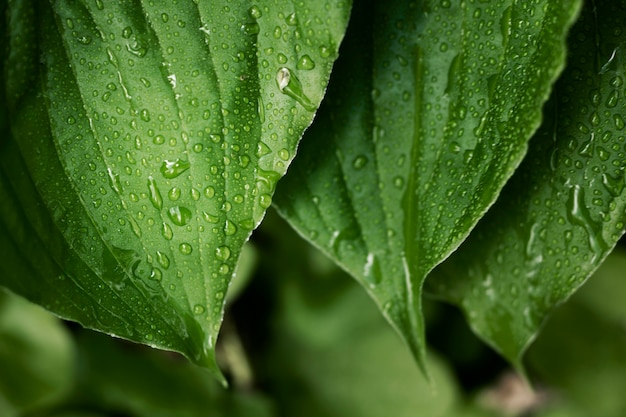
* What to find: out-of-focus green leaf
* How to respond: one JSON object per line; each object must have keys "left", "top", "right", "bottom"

{"left": 526, "top": 249, "right": 626, "bottom": 417}
{"left": 0, "top": 0, "right": 351, "bottom": 379}
{"left": 62, "top": 330, "right": 275, "bottom": 417}
{"left": 0, "top": 289, "right": 74, "bottom": 417}
{"left": 263, "top": 244, "right": 459, "bottom": 417}
{"left": 274, "top": 0, "right": 580, "bottom": 371}
{"left": 427, "top": 0, "right": 626, "bottom": 367}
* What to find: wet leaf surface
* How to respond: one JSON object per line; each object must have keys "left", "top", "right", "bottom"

{"left": 0, "top": 0, "right": 351, "bottom": 380}
{"left": 274, "top": 0, "right": 580, "bottom": 371}
{"left": 428, "top": 0, "right": 626, "bottom": 367}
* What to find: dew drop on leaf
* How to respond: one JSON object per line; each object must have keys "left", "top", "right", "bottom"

{"left": 160, "top": 159, "right": 190, "bottom": 179}
{"left": 276, "top": 67, "right": 316, "bottom": 111}
{"left": 167, "top": 206, "right": 192, "bottom": 226}
{"left": 147, "top": 177, "right": 163, "bottom": 210}
{"left": 179, "top": 243, "right": 193, "bottom": 255}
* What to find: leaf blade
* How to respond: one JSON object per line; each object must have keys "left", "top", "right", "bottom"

{"left": 274, "top": 0, "right": 581, "bottom": 372}
{"left": 427, "top": 0, "right": 626, "bottom": 365}
{"left": 1, "top": 0, "right": 351, "bottom": 379}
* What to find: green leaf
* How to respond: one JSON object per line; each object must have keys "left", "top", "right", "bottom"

{"left": 256, "top": 215, "right": 460, "bottom": 417}
{"left": 427, "top": 0, "right": 626, "bottom": 367}
{"left": 526, "top": 249, "right": 626, "bottom": 417}
{"left": 0, "top": 0, "right": 351, "bottom": 380}
{"left": 274, "top": 0, "right": 580, "bottom": 372}
{"left": 0, "top": 289, "right": 74, "bottom": 417}
{"left": 64, "top": 331, "right": 275, "bottom": 417}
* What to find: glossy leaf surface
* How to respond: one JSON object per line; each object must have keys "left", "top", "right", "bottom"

{"left": 0, "top": 0, "right": 350, "bottom": 380}
{"left": 428, "top": 0, "right": 626, "bottom": 366}
{"left": 274, "top": 0, "right": 580, "bottom": 370}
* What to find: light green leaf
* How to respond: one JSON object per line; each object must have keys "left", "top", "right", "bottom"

{"left": 427, "top": 0, "right": 626, "bottom": 367}
{"left": 0, "top": 289, "right": 74, "bottom": 417}
{"left": 0, "top": 0, "right": 351, "bottom": 380}
{"left": 274, "top": 0, "right": 580, "bottom": 372}
{"left": 526, "top": 248, "right": 626, "bottom": 417}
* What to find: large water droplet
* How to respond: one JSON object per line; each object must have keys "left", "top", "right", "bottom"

{"left": 160, "top": 159, "right": 190, "bottom": 179}
{"left": 276, "top": 67, "right": 316, "bottom": 111}
{"left": 296, "top": 55, "right": 315, "bottom": 70}
{"left": 167, "top": 206, "right": 192, "bottom": 226}
{"left": 224, "top": 220, "right": 237, "bottom": 236}
{"left": 156, "top": 251, "right": 170, "bottom": 269}
{"left": 566, "top": 185, "right": 608, "bottom": 259}
{"left": 363, "top": 252, "right": 382, "bottom": 286}
{"left": 147, "top": 177, "right": 163, "bottom": 209}
{"left": 179, "top": 242, "right": 193, "bottom": 255}
{"left": 215, "top": 245, "right": 231, "bottom": 261}
{"left": 162, "top": 223, "right": 174, "bottom": 240}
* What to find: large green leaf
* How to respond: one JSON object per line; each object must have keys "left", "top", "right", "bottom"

{"left": 274, "top": 0, "right": 580, "bottom": 372}
{"left": 427, "top": 0, "right": 626, "bottom": 367}
{"left": 0, "top": 0, "right": 351, "bottom": 380}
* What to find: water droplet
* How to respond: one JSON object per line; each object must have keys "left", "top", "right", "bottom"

{"left": 193, "top": 304, "right": 205, "bottom": 314}
{"left": 241, "top": 22, "right": 260, "bottom": 35}
{"left": 277, "top": 53, "right": 288, "bottom": 64}
{"left": 259, "top": 193, "right": 272, "bottom": 208}
{"left": 285, "top": 12, "right": 297, "bottom": 26}
{"left": 256, "top": 142, "right": 272, "bottom": 157}
{"left": 363, "top": 252, "right": 382, "bottom": 286}
{"left": 296, "top": 55, "right": 315, "bottom": 70}
{"left": 393, "top": 176, "right": 404, "bottom": 188}
{"left": 160, "top": 159, "right": 190, "bottom": 179}
{"left": 566, "top": 185, "right": 608, "bottom": 259}
{"left": 276, "top": 67, "right": 316, "bottom": 111}
{"left": 191, "top": 188, "right": 200, "bottom": 201}
{"left": 606, "top": 90, "right": 619, "bottom": 108}
{"left": 167, "top": 206, "right": 192, "bottom": 226}
{"left": 168, "top": 187, "right": 181, "bottom": 201}
{"left": 249, "top": 5, "right": 262, "bottom": 19}
{"left": 319, "top": 45, "right": 331, "bottom": 58}
{"left": 219, "top": 264, "right": 230, "bottom": 275}
{"left": 215, "top": 246, "right": 231, "bottom": 261}
{"left": 147, "top": 177, "right": 163, "bottom": 210}
{"left": 161, "top": 223, "right": 173, "bottom": 240}
{"left": 202, "top": 211, "right": 219, "bottom": 223}
{"left": 122, "top": 26, "right": 132, "bottom": 39}
{"left": 352, "top": 155, "right": 368, "bottom": 170}
{"left": 179, "top": 242, "right": 192, "bottom": 255}
{"left": 273, "top": 25, "right": 282, "bottom": 39}
{"left": 602, "top": 172, "right": 624, "bottom": 197}
{"left": 107, "top": 168, "right": 122, "bottom": 193}
{"left": 224, "top": 219, "right": 237, "bottom": 236}
{"left": 278, "top": 148, "right": 290, "bottom": 160}
{"left": 156, "top": 251, "right": 170, "bottom": 269}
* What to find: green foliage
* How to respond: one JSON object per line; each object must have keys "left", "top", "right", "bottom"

{"left": 2, "top": 0, "right": 626, "bottom": 415}
{"left": 0, "top": 0, "right": 350, "bottom": 380}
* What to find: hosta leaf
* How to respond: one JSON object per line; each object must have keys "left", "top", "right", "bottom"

{"left": 427, "top": 0, "right": 626, "bottom": 367}
{"left": 0, "top": 0, "right": 351, "bottom": 380}
{"left": 274, "top": 0, "right": 580, "bottom": 372}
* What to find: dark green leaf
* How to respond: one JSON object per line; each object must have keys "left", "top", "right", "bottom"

{"left": 274, "top": 0, "right": 580, "bottom": 372}
{"left": 0, "top": 0, "right": 351, "bottom": 380}
{"left": 428, "top": 0, "right": 626, "bottom": 367}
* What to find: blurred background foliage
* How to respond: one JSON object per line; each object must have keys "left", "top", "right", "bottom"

{"left": 1, "top": 209, "right": 625, "bottom": 417}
